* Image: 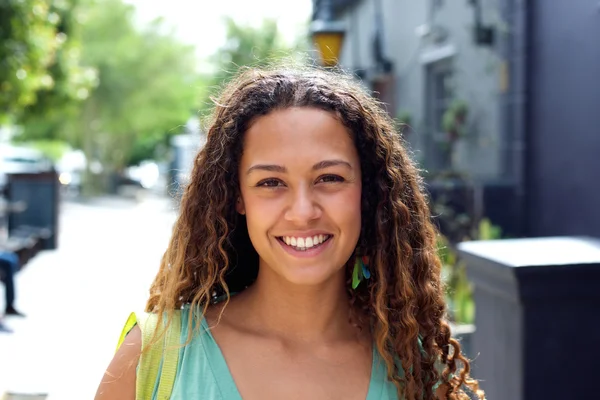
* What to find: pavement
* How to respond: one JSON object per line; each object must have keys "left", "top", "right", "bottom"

{"left": 0, "top": 193, "right": 178, "bottom": 399}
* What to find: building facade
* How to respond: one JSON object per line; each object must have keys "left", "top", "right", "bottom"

{"left": 312, "top": 0, "right": 600, "bottom": 238}
{"left": 321, "top": 0, "right": 502, "bottom": 178}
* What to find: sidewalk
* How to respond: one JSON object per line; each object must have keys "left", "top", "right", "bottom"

{"left": 0, "top": 194, "right": 177, "bottom": 399}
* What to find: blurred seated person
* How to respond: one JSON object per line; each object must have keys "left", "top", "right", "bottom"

{"left": 1, "top": 186, "right": 26, "bottom": 324}
{"left": 0, "top": 251, "right": 25, "bottom": 317}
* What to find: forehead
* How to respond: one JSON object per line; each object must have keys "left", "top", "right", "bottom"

{"left": 241, "top": 107, "right": 357, "bottom": 165}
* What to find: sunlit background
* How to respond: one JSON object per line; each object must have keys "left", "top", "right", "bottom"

{"left": 1, "top": 1, "right": 599, "bottom": 399}
{"left": 125, "top": 0, "right": 311, "bottom": 61}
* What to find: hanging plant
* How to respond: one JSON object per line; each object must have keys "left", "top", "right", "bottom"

{"left": 442, "top": 99, "right": 469, "bottom": 142}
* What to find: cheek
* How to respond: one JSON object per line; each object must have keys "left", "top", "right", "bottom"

{"left": 241, "top": 192, "right": 279, "bottom": 235}
{"left": 328, "top": 185, "right": 362, "bottom": 234}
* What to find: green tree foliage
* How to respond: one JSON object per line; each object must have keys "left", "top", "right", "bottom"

{"left": 0, "top": 0, "right": 90, "bottom": 123}
{"left": 200, "top": 17, "right": 305, "bottom": 114}
{"left": 7, "top": 1, "right": 307, "bottom": 193}
{"left": 10, "top": 0, "right": 199, "bottom": 183}
{"left": 14, "top": 0, "right": 98, "bottom": 141}
{"left": 75, "top": 0, "right": 198, "bottom": 171}
{"left": 219, "top": 17, "right": 287, "bottom": 69}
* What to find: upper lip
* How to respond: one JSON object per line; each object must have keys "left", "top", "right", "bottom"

{"left": 276, "top": 230, "right": 333, "bottom": 238}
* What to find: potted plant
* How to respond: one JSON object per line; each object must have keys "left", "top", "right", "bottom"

{"left": 441, "top": 99, "right": 469, "bottom": 170}
{"left": 438, "top": 217, "right": 502, "bottom": 360}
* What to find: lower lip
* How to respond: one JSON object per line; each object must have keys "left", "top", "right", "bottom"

{"left": 276, "top": 237, "right": 332, "bottom": 258}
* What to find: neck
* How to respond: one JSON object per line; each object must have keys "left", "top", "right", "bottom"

{"left": 237, "top": 263, "right": 355, "bottom": 342}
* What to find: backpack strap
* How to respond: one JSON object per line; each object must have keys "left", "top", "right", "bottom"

{"left": 155, "top": 312, "right": 181, "bottom": 399}
{"left": 116, "top": 311, "right": 182, "bottom": 400}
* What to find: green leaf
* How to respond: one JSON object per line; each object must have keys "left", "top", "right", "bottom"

{"left": 352, "top": 258, "right": 361, "bottom": 289}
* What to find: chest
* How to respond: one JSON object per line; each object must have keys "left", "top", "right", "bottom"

{"left": 170, "top": 315, "right": 401, "bottom": 400}
{"left": 222, "top": 338, "right": 373, "bottom": 400}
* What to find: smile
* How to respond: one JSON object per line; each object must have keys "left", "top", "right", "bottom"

{"left": 277, "top": 234, "right": 332, "bottom": 252}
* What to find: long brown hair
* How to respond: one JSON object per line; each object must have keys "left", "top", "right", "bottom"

{"left": 147, "top": 65, "right": 484, "bottom": 399}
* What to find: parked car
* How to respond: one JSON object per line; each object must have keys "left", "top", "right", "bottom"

{"left": 0, "top": 144, "right": 54, "bottom": 191}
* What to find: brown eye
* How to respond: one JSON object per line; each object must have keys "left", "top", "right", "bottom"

{"left": 257, "top": 179, "right": 284, "bottom": 188}
{"left": 318, "top": 175, "right": 344, "bottom": 183}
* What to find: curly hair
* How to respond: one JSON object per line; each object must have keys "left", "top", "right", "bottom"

{"left": 146, "top": 65, "right": 484, "bottom": 400}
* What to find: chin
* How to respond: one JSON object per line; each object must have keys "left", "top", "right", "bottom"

{"left": 278, "top": 264, "right": 341, "bottom": 287}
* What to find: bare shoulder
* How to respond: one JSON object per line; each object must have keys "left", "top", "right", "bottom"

{"left": 94, "top": 324, "right": 141, "bottom": 400}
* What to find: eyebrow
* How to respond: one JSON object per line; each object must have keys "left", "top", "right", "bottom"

{"left": 246, "top": 164, "right": 287, "bottom": 175}
{"left": 311, "top": 159, "right": 352, "bottom": 171}
{"left": 246, "top": 159, "right": 352, "bottom": 175}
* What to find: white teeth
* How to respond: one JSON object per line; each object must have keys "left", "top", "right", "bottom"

{"left": 281, "top": 235, "right": 331, "bottom": 250}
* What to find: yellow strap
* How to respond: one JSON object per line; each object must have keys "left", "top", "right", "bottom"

{"left": 138, "top": 313, "right": 163, "bottom": 399}
{"left": 156, "top": 312, "right": 181, "bottom": 399}
{"left": 116, "top": 311, "right": 181, "bottom": 400}
{"left": 116, "top": 312, "right": 139, "bottom": 351}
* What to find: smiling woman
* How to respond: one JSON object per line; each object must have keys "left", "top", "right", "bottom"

{"left": 238, "top": 108, "right": 362, "bottom": 287}
{"left": 94, "top": 66, "right": 485, "bottom": 400}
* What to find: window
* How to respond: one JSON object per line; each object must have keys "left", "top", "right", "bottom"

{"left": 425, "top": 59, "right": 455, "bottom": 171}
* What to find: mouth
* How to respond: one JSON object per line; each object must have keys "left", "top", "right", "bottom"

{"left": 276, "top": 234, "right": 333, "bottom": 252}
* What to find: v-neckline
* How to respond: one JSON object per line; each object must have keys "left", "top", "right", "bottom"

{"left": 199, "top": 317, "right": 384, "bottom": 400}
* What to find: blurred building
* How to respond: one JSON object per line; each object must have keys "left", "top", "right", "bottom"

{"left": 169, "top": 116, "right": 206, "bottom": 196}
{"left": 313, "top": 0, "right": 600, "bottom": 238}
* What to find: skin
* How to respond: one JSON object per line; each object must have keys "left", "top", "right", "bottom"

{"left": 239, "top": 107, "right": 363, "bottom": 289}
{"left": 94, "top": 107, "right": 448, "bottom": 399}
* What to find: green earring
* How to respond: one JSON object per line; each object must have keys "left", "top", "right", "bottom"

{"left": 352, "top": 256, "right": 371, "bottom": 289}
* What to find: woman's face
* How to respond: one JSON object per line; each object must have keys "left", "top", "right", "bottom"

{"left": 238, "top": 107, "right": 362, "bottom": 286}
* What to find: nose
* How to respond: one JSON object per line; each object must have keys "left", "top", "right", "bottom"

{"left": 284, "top": 185, "right": 321, "bottom": 224}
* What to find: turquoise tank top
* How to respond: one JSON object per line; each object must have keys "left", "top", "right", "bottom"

{"left": 145, "top": 307, "right": 445, "bottom": 399}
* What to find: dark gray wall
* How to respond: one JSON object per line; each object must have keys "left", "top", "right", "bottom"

{"left": 7, "top": 172, "right": 60, "bottom": 249}
{"left": 526, "top": 0, "right": 600, "bottom": 236}
{"left": 459, "top": 237, "right": 600, "bottom": 400}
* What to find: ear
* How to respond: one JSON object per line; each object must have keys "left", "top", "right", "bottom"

{"left": 236, "top": 197, "right": 246, "bottom": 215}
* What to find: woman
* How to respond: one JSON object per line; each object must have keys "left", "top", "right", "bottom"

{"left": 95, "top": 66, "right": 484, "bottom": 400}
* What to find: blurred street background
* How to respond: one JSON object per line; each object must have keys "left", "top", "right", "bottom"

{"left": 0, "top": 195, "right": 176, "bottom": 399}
{"left": 1, "top": 1, "right": 599, "bottom": 399}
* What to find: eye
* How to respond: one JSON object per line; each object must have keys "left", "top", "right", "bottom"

{"left": 317, "top": 174, "right": 345, "bottom": 184}
{"left": 256, "top": 178, "right": 284, "bottom": 188}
